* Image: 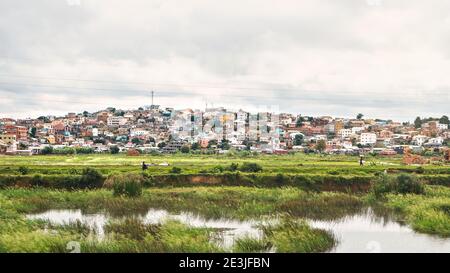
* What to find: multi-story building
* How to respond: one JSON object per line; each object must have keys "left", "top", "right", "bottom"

{"left": 360, "top": 133, "right": 377, "bottom": 146}
{"left": 3, "top": 125, "right": 28, "bottom": 141}
{"left": 107, "top": 116, "right": 127, "bottom": 127}
{"left": 338, "top": 129, "right": 352, "bottom": 139}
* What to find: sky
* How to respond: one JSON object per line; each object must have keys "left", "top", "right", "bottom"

{"left": 0, "top": 0, "right": 449, "bottom": 121}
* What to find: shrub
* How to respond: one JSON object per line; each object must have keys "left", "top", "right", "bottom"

{"left": 68, "top": 168, "right": 79, "bottom": 175}
{"left": 210, "top": 165, "right": 224, "bottom": 173}
{"left": 18, "top": 166, "right": 29, "bottom": 175}
{"left": 275, "top": 173, "right": 286, "bottom": 186}
{"left": 31, "top": 174, "right": 45, "bottom": 187}
{"left": 169, "top": 167, "right": 182, "bottom": 174}
{"left": 79, "top": 168, "right": 104, "bottom": 189}
{"left": 373, "top": 174, "right": 424, "bottom": 198}
{"left": 41, "top": 146, "right": 54, "bottom": 155}
{"left": 53, "top": 147, "right": 76, "bottom": 155}
{"left": 373, "top": 174, "right": 394, "bottom": 198}
{"left": 110, "top": 146, "right": 120, "bottom": 154}
{"left": 238, "top": 162, "right": 263, "bottom": 173}
{"left": 105, "top": 174, "right": 144, "bottom": 197}
{"left": 416, "top": 167, "right": 425, "bottom": 174}
{"left": 180, "top": 145, "right": 190, "bottom": 154}
{"left": 75, "top": 147, "right": 94, "bottom": 154}
{"left": 226, "top": 163, "right": 239, "bottom": 172}
{"left": 396, "top": 174, "right": 424, "bottom": 195}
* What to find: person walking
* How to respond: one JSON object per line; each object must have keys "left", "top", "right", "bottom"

{"left": 359, "top": 155, "right": 364, "bottom": 166}
{"left": 142, "top": 161, "right": 148, "bottom": 171}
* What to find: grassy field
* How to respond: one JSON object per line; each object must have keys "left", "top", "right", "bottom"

{"left": 0, "top": 153, "right": 436, "bottom": 174}
{"left": 0, "top": 185, "right": 449, "bottom": 252}
{"left": 0, "top": 154, "right": 449, "bottom": 253}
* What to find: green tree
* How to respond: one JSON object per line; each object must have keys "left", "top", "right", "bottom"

{"left": 131, "top": 138, "right": 142, "bottom": 145}
{"left": 29, "top": 127, "right": 37, "bottom": 138}
{"left": 41, "top": 146, "right": 54, "bottom": 155}
{"left": 157, "top": 142, "right": 166, "bottom": 149}
{"left": 110, "top": 145, "right": 120, "bottom": 154}
{"left": 357, "top": 113, "right": 364, "bottom": 120}
{"left": 316, "top": 139, "right": 327, "bottom": 153}
{"left": 79, "top": 168, "right": 103, "bottom": 189}
{"left": 191, "top": 142, "right": 200, "bottom": 150}
{"left": 180, "top": 145, "right": 190, "bottom": 153}
{"left": 239, "top": 162, "right": 263, "bottom": 173}
{"left": 115, "top": 110, "right": 125, "bottom": 117}
{"left": 414, "top": 117, "right": 422, "bottom": 129}
{"left": 37, "top": 116, "right": 50, "bottom": 123}
{"left": 293, "top": 134, "right": 304, "bottom": 146}
{"left": 207, "top": 139, "right": 218, "bottom": 149}
{"left": 439, "top": 115, "right": 449, "bottom": 125}
{"left": 219, "top": 139, "right": 231, "bottom": 150}
{"left": 169, "top": 167, "right": 182, "bottom": 174}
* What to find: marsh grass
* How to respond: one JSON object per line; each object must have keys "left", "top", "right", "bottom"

{"left": 370, "top": 185, "right": 450, "bottom": 237}
{"left": 233, "top": 236, "right": 273, "bottom": 253}
{"left": 105, "top": 217, "right": 160, "bottom": 241}
{"left": 1, "top": 183, "right": 449, "bottom": 253}
{"left": 105, "top": 174, "right": 143, "bottom": 197}
{"left": 233, "top": 218, "right": 336, "bottom": 253}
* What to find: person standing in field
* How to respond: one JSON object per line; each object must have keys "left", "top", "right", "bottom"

{"left": 142, "top": 161, "right": 148, "bottom": 171}
{"left": 359, "top": 155, "right": 364, "bottom": 166}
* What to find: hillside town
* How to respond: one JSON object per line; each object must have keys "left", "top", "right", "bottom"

{"left": 0, "top": 105, "right": 449, "bottom": 157}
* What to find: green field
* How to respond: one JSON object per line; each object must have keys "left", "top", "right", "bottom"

{"left": 1, "top": 153, "right": 448, "bottom": 175}
{"left": 0, "top": 154, "right": 449, "bottom": 253}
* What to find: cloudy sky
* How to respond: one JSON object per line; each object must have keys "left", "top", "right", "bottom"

{"left": 0, "top": 0, "right": 449, "bottom": 121}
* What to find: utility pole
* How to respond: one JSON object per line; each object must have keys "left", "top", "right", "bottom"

{"left": 151, "top": 90, "right": 154, "bottom": 106}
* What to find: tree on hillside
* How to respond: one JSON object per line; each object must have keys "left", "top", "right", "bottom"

{"left": 296, "top": 117, "right": 304, "bottom": 127}
{"left": 357, "top": 113, "right": 364, "bottom": 120}
{"left": 115, "top": 110, "right": 125, "bottom": 117}
{"left": 293, "top": 134, "right": 304, "bottom": 146}
{"left": 180, "top": 145, "right": 190, "bottom": 154}
{"left": 316, "top": 139, "right": 326, "bottom": 153}
{"left": 131, "top": 138, "right": 142, "bottom": 145}
{"left": 414, "top": 117, "right": 422, "bottom": 129}
{"left": 219, "top": 139, "right": 231, "bottom": 150}
{"left": 439, "top": 115, "right": 449, "bottom": 125}
{"left": 191, "top": 142, "right": 200, "bottom": 150}
{"left": 157, "top": 142, "right": 166, "bottom": 149}
{"left": 37, "top": 116, "right": 50, "bottom": 123}
{"left": 29, "top": 127, "right": 37, "bottom": 138}
{"left": 207, "top": 139, "right": 218, "bottom": 149}
{"left": 110, "top": 146, "right": 120, "bottom": 154}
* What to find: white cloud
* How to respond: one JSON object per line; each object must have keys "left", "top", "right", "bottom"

{"left": 0, "top": 0, "right": 449, "bottom": 120}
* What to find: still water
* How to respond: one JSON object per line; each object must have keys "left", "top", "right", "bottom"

{"left": 27, "top": 208, "right": 450, "bottom": 253}
{"left": 309, "top": 209, "right": 450, "bottom": 253}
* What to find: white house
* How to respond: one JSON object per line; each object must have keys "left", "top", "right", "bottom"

{"left": 130, "top": 128, "right": 149, "bottom": 137}
{"left": 412, "top": 135, "right": 429, "bottom": 146}
{"left": 426, "top": 137, "right": 444, "bottom": 146}
{"left": 107, "top": 116, "right": 127, "bottom": 127}
{"left": 438, "top": 123, "right": 449, "bottom": 131}
{"left": 360, "top": 133, "right": 377, "bottom": 145}
{"left": 351, "top": 127, "right": 364, "bottom": 134}
{"left": 338, "top": 129, "right": 352, "bottom": 139}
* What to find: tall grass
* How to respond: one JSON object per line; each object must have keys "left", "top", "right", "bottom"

{"left": 373, "top": 174, "right": 425, "bottom": 198}
{"left": 105, "top": 174, "right": 143, "bottom": 197}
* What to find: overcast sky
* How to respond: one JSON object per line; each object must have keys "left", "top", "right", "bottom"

{"left": 0, "top": 0, "right": 449, "bottom": 121}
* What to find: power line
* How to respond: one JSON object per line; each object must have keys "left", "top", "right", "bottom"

{"left": 0, "top": 73, "right": 431, "bottom": 95}
{"left": 0, "top": 80, "right": 441, "bottom": 104}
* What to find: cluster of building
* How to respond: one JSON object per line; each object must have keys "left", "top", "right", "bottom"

{"left": 0, "top": 105, "right": 449, "bottom": 156}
